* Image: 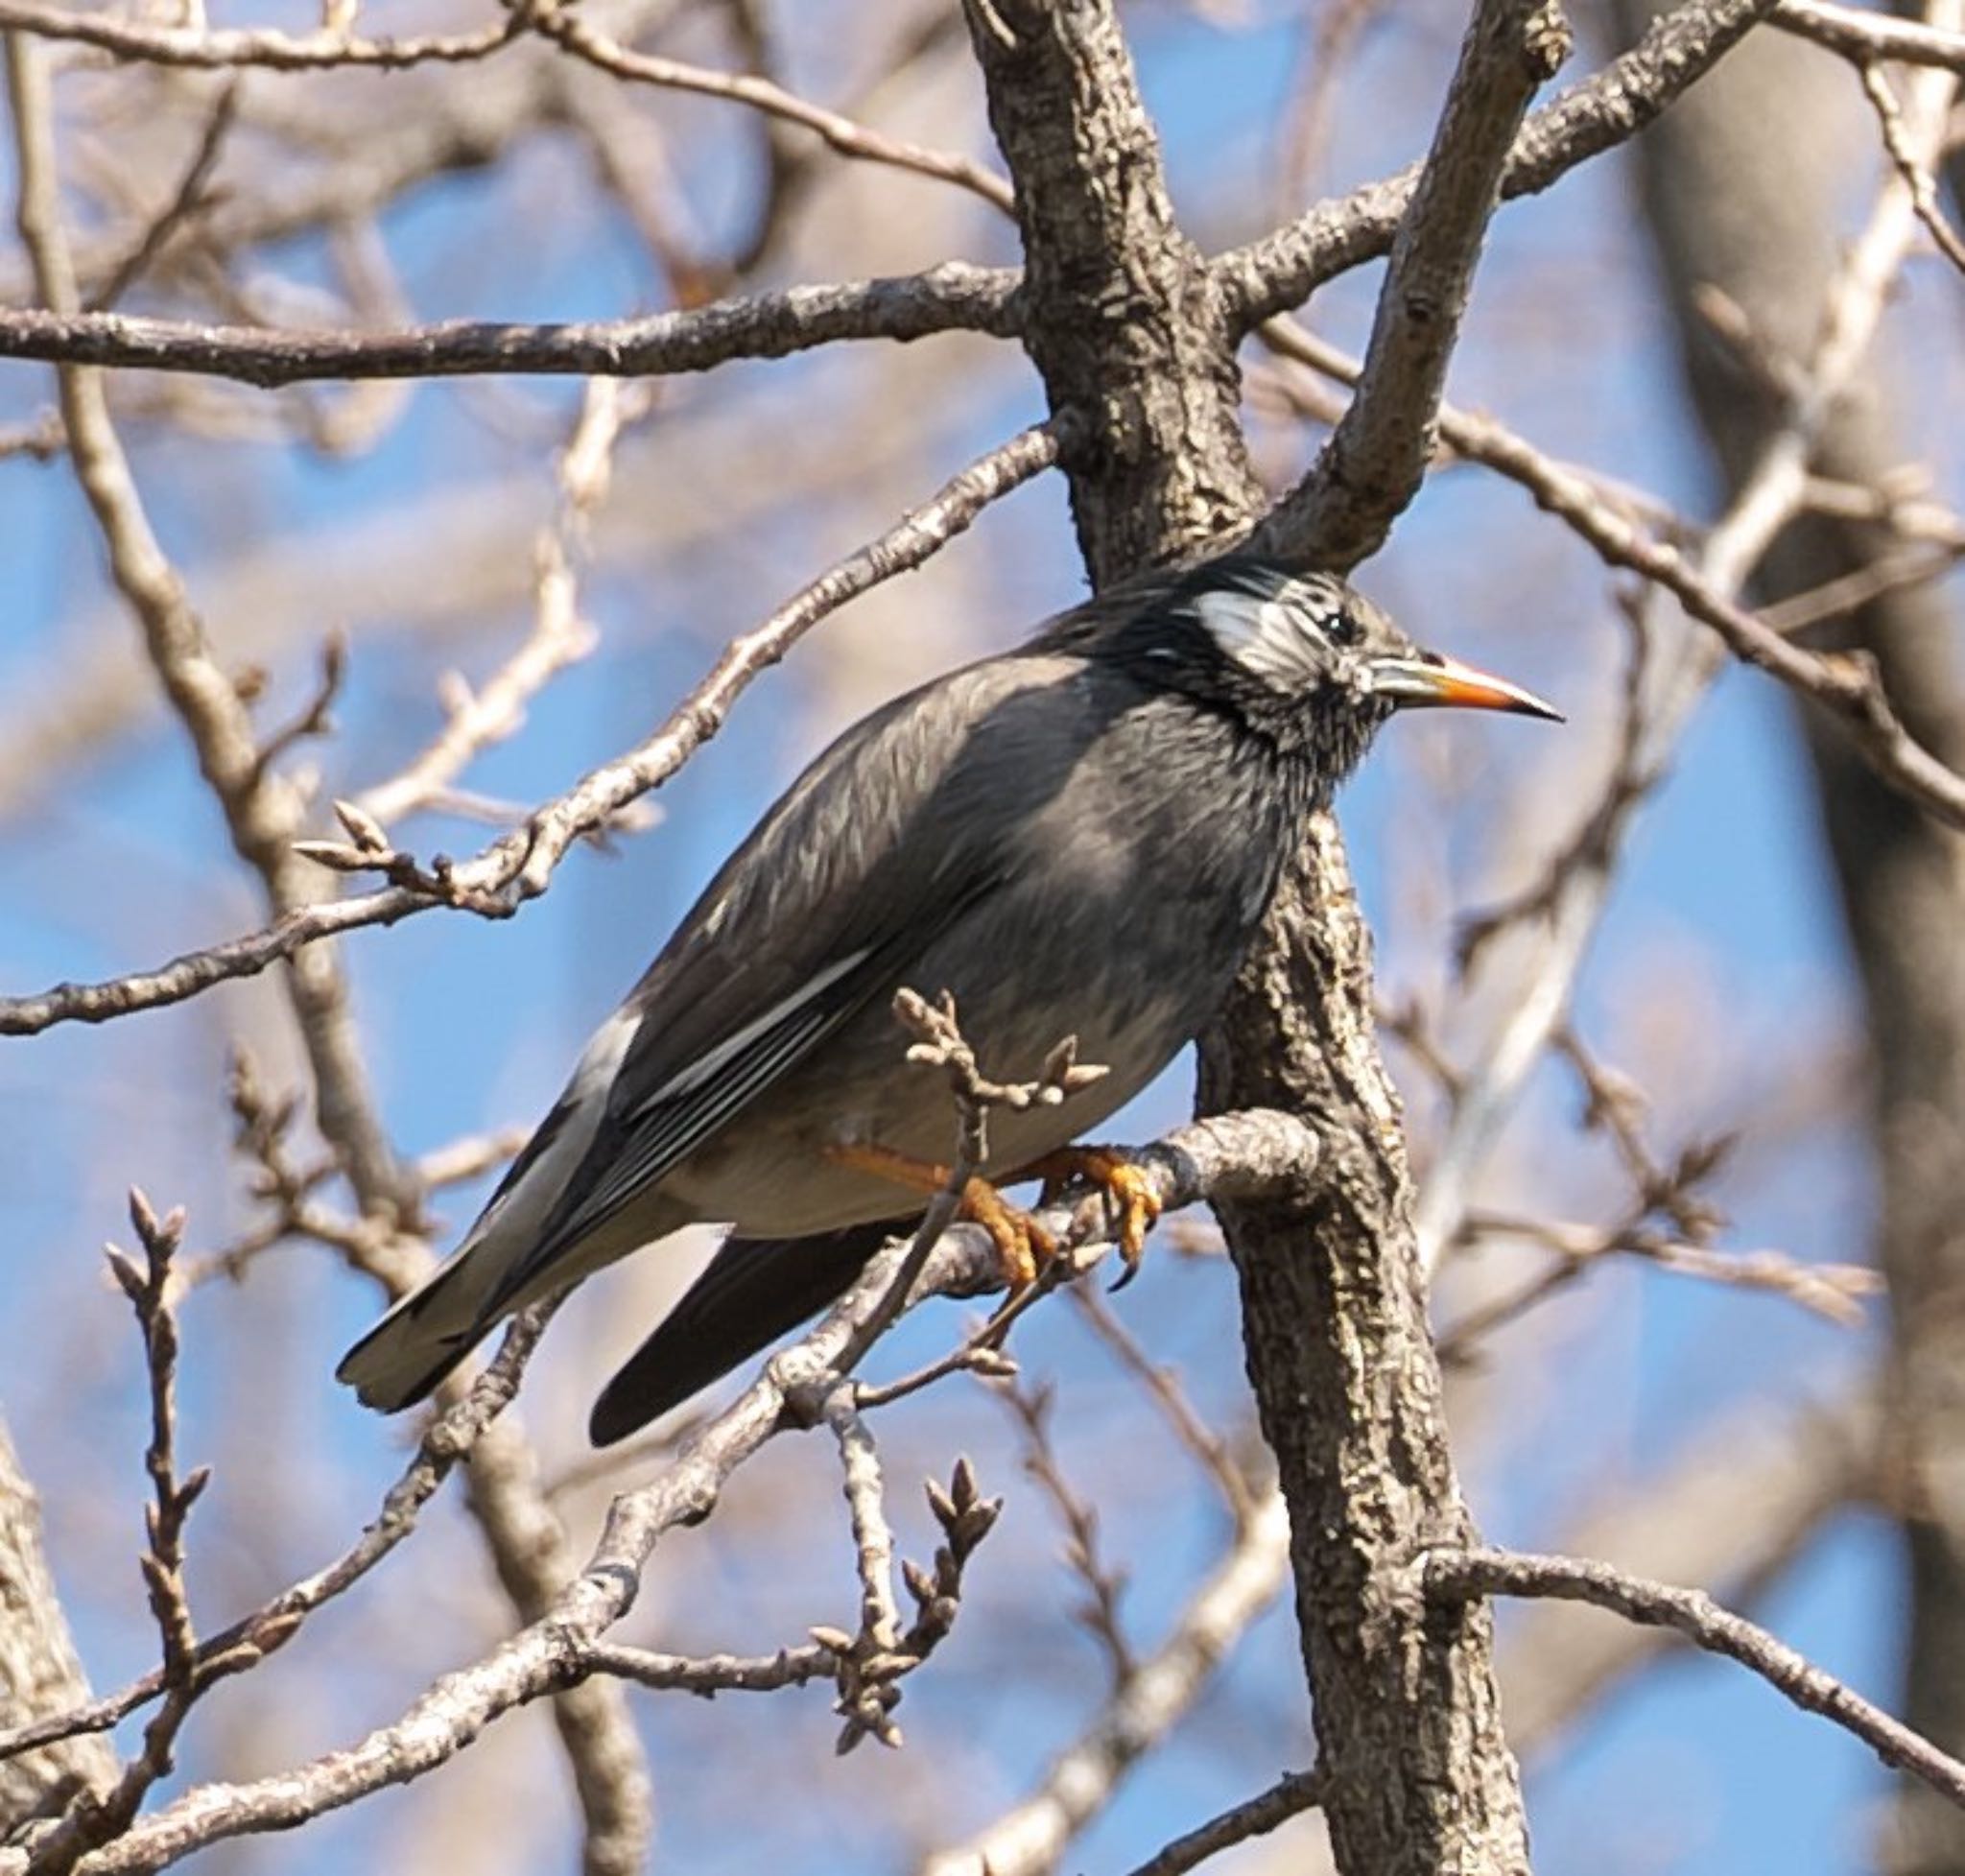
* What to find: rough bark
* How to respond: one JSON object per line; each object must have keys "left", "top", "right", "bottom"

{"left": 1197, "top": 838, "right": 1530, "bottom": 1874}
{"left": 1613, "top": 11, "right": 1965, "bottom": 1871}
{"left": 962, "top": 0, "right": 1256, "bottom": 575}
{"left": 965, "top": 1, "right": 1533, "bottom": 1868}
{"left": 0, "top": 1423, "right": 115, "bottom": 1843}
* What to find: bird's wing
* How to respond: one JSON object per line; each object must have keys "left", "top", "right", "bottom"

{"left": 523, "top": 884, "right": 992, "bottom": 1267}
{"left": 473, "top": 649, "right": 1100, "bottom": 1314}
{"left": 588, "top": 1223, "right": 894, "bottom": 1444}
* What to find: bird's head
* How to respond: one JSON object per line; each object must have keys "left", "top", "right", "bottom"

{"left": 1110, "top": 555, "right": 1559, "bottom": 779}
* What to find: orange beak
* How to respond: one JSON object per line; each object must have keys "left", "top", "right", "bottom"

{"left": 1367, "top": 652, "right": 1563, "bottom": 722}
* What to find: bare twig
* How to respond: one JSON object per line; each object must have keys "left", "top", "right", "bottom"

{"left": 1775, "top": 0, "right": 1965, "bottom": 68}
{"left": 1273, "top": 0, "right": 1385, "bottom": 213}
{"left": 414, "top": 1127, "right": 527, "bottom": 1192}
{"left": 8, "top": 24, "right": 408, "bottom": 1214}
{"left": 0, "top": 0, "right": 1780, "bottom": 402}
{"left": 49, "top": 1110, "right": 1316, "bottom": 1876}
{"left": 816, "top": 1389, "right": 904, "bottom": 1738}
{"left": 0, "top": 1305, "right": 552, "bottom": 1769}
{"left": 0, "top": 0, "right": 522, "bottom": 68}
{"left": 809, "top": 1455, "right": 1002, "bottom": 1756}
{"left": 1861, "top": 59, "right": 1965, "bottom": 272}
{"left": 1218, "top": 0, "right": 1777, "bottom": 327}
{"left": 1759, "top": 544, "right": 1963, "bottom": 634}
{"left": 351, "top": 379, "right": 647, "bottom": 829}
{"left": 1066, "top": 1287, "right": 1259, "bottom": 1530}
{"left": 0, "top": 0, "right": 1011, "bottom": 216}
{"left": 578, "top": 1642, "right": 833, "bottom": 1697}
{"left": 1120, "top": 1769, "right": 1328, "bottom": 1876}
{"left": 530, "top": 4, "right": 1014, "bottom": 215}
{"left": 1399, "top": 31, "right": 1961, "bottom": 1266}
{"left": 0, "top": 421, "right": 1062, "bottom": 1035}
{"left": 1496, "top": 1385, "right": 1878, "bottom": 1751}
{"left": 828, "top": 986, "right": 1105, "bottom": 1379}
{"left": 921, "top": 1492, "right": 1294, "bottom": 1876}
{"left": 997, "top": 1377, "right": 1136, "bottom": 1684}
{"left": 83, "top": 82, "right": 238, "bottom": 314}
{"left": 1421, "top": 1546, "right": 1965, "bottom": 1809}
{"left": 21, "top": 1196, "right": 217, "bottom": 1873}
{"left": 1441, "top": 1214, "right": 1879, "bottom": 1357}
{"left": 0, "top": 406, "right": 60, "bottom": 458}
{"left": 0, "top": 263, "right": 1019, "bottom": 386}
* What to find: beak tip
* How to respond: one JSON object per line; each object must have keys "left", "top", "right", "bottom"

{"left": 1371, "top": 652, "right": 1564, "bottom": 724}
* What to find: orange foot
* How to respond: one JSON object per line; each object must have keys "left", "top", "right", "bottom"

{"left": 824, "top": 1142, "right": 1058, "bottom": 1290}
{"left": 1022, "top": 1147, "right": 1163, "bottom": 1288}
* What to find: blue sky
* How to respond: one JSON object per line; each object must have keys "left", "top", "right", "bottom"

{"left": 0, "top": 4, "right": 1933, "bottom": 1871}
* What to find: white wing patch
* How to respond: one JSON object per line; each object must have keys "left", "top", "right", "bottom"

{"left": 573, "top": 1005, "right": 642, "bottom": 1105}
{"left": 543, "top": 944, "right": 879, "bottom": 1251}
{"left": 1196, "top": 582, "right": 1341, "bottom": 687}
{"left": 628, "top": 947, "right": 872, "bottom": 1115}
{"left": 450, "top": 1003, "right": 641, "bottom": 1273}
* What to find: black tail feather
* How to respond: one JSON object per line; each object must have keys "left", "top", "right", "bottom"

{"left": 588, "top": 1223, "right": 895, "bottom": 1445}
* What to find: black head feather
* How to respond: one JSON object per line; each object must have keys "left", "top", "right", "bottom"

{"left": 1053, "top": 555, "right": 1413, "bottom": 781}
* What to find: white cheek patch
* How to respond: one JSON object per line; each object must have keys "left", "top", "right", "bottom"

{"left": 1196, "top": 587, "right": 1333, "bottom": 686}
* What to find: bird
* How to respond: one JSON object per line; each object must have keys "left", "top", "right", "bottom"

{"left": 337, "top": 552, "right": 1558, "bottom": 1444}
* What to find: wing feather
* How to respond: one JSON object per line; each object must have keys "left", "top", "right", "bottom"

{"left": 468, "top": 652, "right": 1091, "bottom": 1317}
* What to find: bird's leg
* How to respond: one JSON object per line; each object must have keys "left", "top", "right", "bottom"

{"left": 823, "top": 1142, "right": 1057, "bottom": 1289}
{"left": 1017, "top": 1147, "right": 1163, "bottom": 1288}
{"left": 957, "top": 1178, "right": 1056, "bottom": 1291}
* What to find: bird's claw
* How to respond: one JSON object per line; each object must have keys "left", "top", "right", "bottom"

{"left": 1032, "top": 1147, "right": 1162, "bottom": 1287}
{"left": 959, "top": 1176, "right": 1057, "bottom": 1291}
{"left": 822, "top": 1141, "right": 1058, "bottom": 1289}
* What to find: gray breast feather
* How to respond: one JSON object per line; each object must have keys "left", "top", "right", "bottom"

{"left": 473, "top": 655, "right": 1110, "bottom": 1281}
{"left": 653, "top": 688, "right": 1302, "bottom": 1234}
{"left": 460, "top": 654, "right": 1307, "bottom": 1264}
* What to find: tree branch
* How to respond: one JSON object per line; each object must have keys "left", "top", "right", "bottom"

{"left": 1423, "top": 1545, "right": 1965, "bottom": 1809}
{"left": 1497, "top": 1382, "right": 1877, "bottom": 1752}
{"left": 1119, "top": 1769, "right": 1328, "bottom": 1876}
{"left": 1216, "top": 0, "right": 1777, "bottom": 330}
{"left": 48, "top": 1110, "right": 1318, "bottom": 1876}
{"left": 1774, "top": 0, "right": 1965, "bottom": 68}
{"left": 0, "top": 1310, "right": 553, "bottom": 1772}
{"left": 920, "top": 1493, "right": 1294, "bottom": 1876}
{"left": 960, "top": 0, "right": 1257, "bottom": 574}
{"left": 0, "top": 263, "right": 1019, "bottom": 386}
{"left": 1257, "top": 0, "right": 1570, "bottom": 565}
{"left": 0, "top": 0, "right": 1769, "bottom": 416}
{"left": 0, "top": 420, "right": 1060, "bottom": 1036}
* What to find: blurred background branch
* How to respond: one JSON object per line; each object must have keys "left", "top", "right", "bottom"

{"left": 0, "top": 0, "right": 1958, "bottom": 1869}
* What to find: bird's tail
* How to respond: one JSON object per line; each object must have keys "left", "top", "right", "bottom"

{"left": 336, "top": 1234, "right": 516, "bottom": 1413}
{"left": 587, "top": 1223, "right": 893, "bottom": 1446}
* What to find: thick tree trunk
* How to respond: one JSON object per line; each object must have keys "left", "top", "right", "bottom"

{"left": 0, "top": 1421, "right": 115, "bottom": 1842}
{"left": 966, "top": 4, "right": 1531, "bottom": 1867}
{"left": 1198, "top": 835, "right": 1532, "bottom": 1876}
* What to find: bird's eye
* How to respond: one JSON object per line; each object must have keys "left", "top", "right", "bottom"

{"left": 1323, "top": 607, "right": 1361, "bottom": 649}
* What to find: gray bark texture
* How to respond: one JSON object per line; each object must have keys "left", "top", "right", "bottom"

{"left": 1612, "top": 10, "right": 1965, "bottom": 1871}
{"left": 1197, "top": 843, "right": 1532, "bottom": 1875}
{"left": 968, "top": 1, "right": 1534, "bottom": 1868}
{"left": 0, "top": 1422, "right": 114, "bottom": 1843}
